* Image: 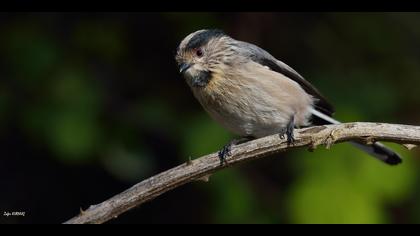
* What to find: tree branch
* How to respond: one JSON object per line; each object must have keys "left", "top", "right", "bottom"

{"left": 63, "top": 122, "right": 420, "bottom": 224}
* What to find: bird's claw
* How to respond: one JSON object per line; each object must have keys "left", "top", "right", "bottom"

{"left": 282, "top": 115, "right": 295, "bottom": 145}
{"left": 286, "top": 130, "right": 295, "bottom": 145}
{"left": 218, "top": 137, "right": 253, "bottom": 166}
{"left": 279, "top": 131, "right": 294, "bottom": 145}
{"left": 218, "top": 144, "right": 232, "bottom": 166}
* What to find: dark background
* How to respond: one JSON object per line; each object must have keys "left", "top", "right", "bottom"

{"left": 1, "top": 12, "right": 420, "bottom": 224}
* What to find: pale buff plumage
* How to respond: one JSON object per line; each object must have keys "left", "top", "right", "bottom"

{"left": 187, "top": 60, "right": 314, "bottom": 138}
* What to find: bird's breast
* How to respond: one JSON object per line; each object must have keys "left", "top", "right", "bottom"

{"left": 190, "top": 72, "right": 304, "bottom": 137}
{"left": 191, "top": 73, "right": 243, "bottom": 121}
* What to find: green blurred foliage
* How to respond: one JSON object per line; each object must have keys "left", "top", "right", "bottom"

{"left": 287, "top": 144, "right": 416, "bottom": 224}
{"left": 20, "top": 69, "right": 103, "bottom": 162}
{"left": 72, "top": 20, "right": 126, "bottom": 63}
{"left": 4, "top": 23, "right": 59, "bottom": 82}
{"left": 181, "top": 113, "right": 232, "bottom": 158}
{"left": 101, "top": 144, "right": 155, "bottom": 182}
{"left": 207, "top": 170, "right": 272, "bottom": 224}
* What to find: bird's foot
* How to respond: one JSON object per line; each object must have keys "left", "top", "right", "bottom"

{"left": 280, "top": 115, "right": 295, "bottom": 145}
{"left": 218, "top": 143, "right": 232, "bottom": 166}
{"left": 286, "top": 124, "right": 295, "bottom": 145}
{"left": 218, "top": 137, "right": 253, "bottom": 166}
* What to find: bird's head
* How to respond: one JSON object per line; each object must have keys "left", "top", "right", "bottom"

{"left": 175, "top": 29, "right": 235, "bottom": 88}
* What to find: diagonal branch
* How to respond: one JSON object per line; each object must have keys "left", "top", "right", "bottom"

{"left": 63, "top": 122, "right": 420, "bottom": 224}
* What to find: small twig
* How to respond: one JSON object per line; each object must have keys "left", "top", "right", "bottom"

{"left": 64, "top": 122, "right": 420, "bottom": 224}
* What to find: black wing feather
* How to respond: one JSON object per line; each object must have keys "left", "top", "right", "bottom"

{"left": 236, "top": 41, "right": 335, "bottom": 116}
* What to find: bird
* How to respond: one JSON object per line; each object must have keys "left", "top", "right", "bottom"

{"left": 175, "top": 29, "right": 402, "bottom": 166}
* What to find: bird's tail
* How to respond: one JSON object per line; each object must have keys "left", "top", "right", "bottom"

{"left": 310, "top": 108, "right": 402, "bottom": 165}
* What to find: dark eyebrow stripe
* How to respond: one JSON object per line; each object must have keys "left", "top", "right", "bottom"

{"left": 185, "top": 29, "right": 226, "bottom": 50}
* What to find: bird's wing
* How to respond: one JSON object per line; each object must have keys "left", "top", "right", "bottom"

{"left": 235, "top": 40, "right": 335, "bottom": 116}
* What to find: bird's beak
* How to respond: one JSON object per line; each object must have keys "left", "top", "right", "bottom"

{"left": 179, "top": 63, "right": 191, "bottom": 74}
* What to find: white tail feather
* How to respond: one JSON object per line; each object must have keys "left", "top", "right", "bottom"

{"left": 310, "top": 108, "right": 340, "bottom": 125}
{"left": 309, "top": 108, "right": 402, "bottom": 165}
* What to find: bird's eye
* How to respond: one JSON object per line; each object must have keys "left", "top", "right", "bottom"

{"left": 195, "top": 48, "right": 203, "bottom": 57}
